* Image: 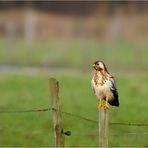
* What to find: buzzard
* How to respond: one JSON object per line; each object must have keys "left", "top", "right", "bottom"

{"left": 91, "top": 61, "right": 119, "bottom": 109}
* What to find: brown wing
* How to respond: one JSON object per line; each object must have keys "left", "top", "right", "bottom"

{"left": 108, "top": 76, "right": 119, "bottom": 106}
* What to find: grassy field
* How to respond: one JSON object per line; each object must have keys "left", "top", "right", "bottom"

{"left": 0, "top": 72, "right": 148, "bottom": 147}
{"left": 0, "top": 39, "right": 148, "bottom": 146}
{"left": 0, "top": 39, "right": 148, "bottom": 71}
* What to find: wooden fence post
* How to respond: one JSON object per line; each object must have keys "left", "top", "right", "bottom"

{"left": 98, "top": 107, "right": 109, "bottom": 147}
{"left": 49, "top": 78, "right": 64, "bottom": 147}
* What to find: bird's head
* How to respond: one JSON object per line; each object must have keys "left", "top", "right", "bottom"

{"left": 92, "top": 61, "right": 108, "bottom": 72}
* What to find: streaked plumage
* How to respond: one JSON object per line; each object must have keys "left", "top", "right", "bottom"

{"left": 91, "top": 61, "right": 119, "bottom": 109}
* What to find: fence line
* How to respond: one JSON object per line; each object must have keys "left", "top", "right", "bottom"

{"left": 0, "top": 107, "right": 148, "bottom": 127}
{"left": 69, "top": 132, "right": 148, "bottom": 137}
{"left": 0, "top": 108, "right": 51, "bottom": 113}
{"left": 62, "top": 111, "right": 97, "bottom": 123}
{"left": 109, "top": 122, "right": 148, "bottom": 126}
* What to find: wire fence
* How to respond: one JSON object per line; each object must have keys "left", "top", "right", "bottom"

{"left": 0, "top": 78, "right": 148, "bottom": 147}
{"left": 70, "top": 132, "right": 148, "bottom": 136}
{"left": 0, "top": 106, "right": 148, "bottom": 148}
{"left": 0, "top": 107, "right": 148, "bottom": 127}
{"left": 0, "top": 108, "right": 51, "bottom": 113}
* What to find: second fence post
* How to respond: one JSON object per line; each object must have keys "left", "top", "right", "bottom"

{"left": 98, "top": 107, "right": 109, "bottom": 148}
{"left": 49, "top": 78, "right": 64, "bottom": 147}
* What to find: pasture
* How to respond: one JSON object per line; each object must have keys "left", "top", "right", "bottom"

{"left": 0, "top": 40, "right": 148, "bottom": 147}
{"left": 0, "top": 39, "right": 148, "bottom": 70}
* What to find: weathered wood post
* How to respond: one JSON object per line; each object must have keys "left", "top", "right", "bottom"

{"left": 49, "top": 78, "right": 64, "bottom": 147}
{"left": 98, "top": 107, "right": 109, "bottom": 147}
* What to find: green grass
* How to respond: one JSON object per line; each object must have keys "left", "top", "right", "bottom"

{"left": 0, "top": 39, "right": 148, "bottom": 71}
{"left": 0, "top": 72, "right": 148, "bottom": 147}
{"left": 0, "top": 39, "right": 148, "bottom": 146}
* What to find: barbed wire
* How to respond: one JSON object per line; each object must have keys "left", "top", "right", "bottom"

{"left": 0, "top": 107, "right": 148, "bottom": 127}
{"left": 62, "top": 111, "right": 148, "bottom": 127}
{"left": 110, "top": 122, "right": 148, "bottom": 127}
{"left": 62, "top": 111, "right": 97, "bottom": 123}
{"left": 70, "top": 132, "right": 148, "bottom": 136}
{"left": 0, "top": 108, "right": 51, "bottom": 113}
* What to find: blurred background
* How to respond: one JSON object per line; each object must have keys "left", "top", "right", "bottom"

{"left": 0, "top": 1, "right": 148, "bottom": 70}
{"left": 0, "top": 1, "right": 148, "bottom": 147}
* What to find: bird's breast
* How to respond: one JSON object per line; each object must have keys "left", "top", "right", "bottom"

{"left": 94, "top": 74, "right": 106, "bottom": 86}
{"left": 92, "top": 78, "right": 113, "bottom": 99}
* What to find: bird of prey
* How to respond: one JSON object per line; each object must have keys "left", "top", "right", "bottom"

{"left": 91, "top": 61, "right": 119, "bottom": 109}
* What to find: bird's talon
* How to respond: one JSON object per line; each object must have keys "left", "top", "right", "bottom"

{"left": 97, "top": 100, "right": 103, "bottom": 109}
{"left": 104, "top": 103, "right": 110, "bottom": 109}
{"left": 98, "top": 104, "right": 103, "bottom": 109}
